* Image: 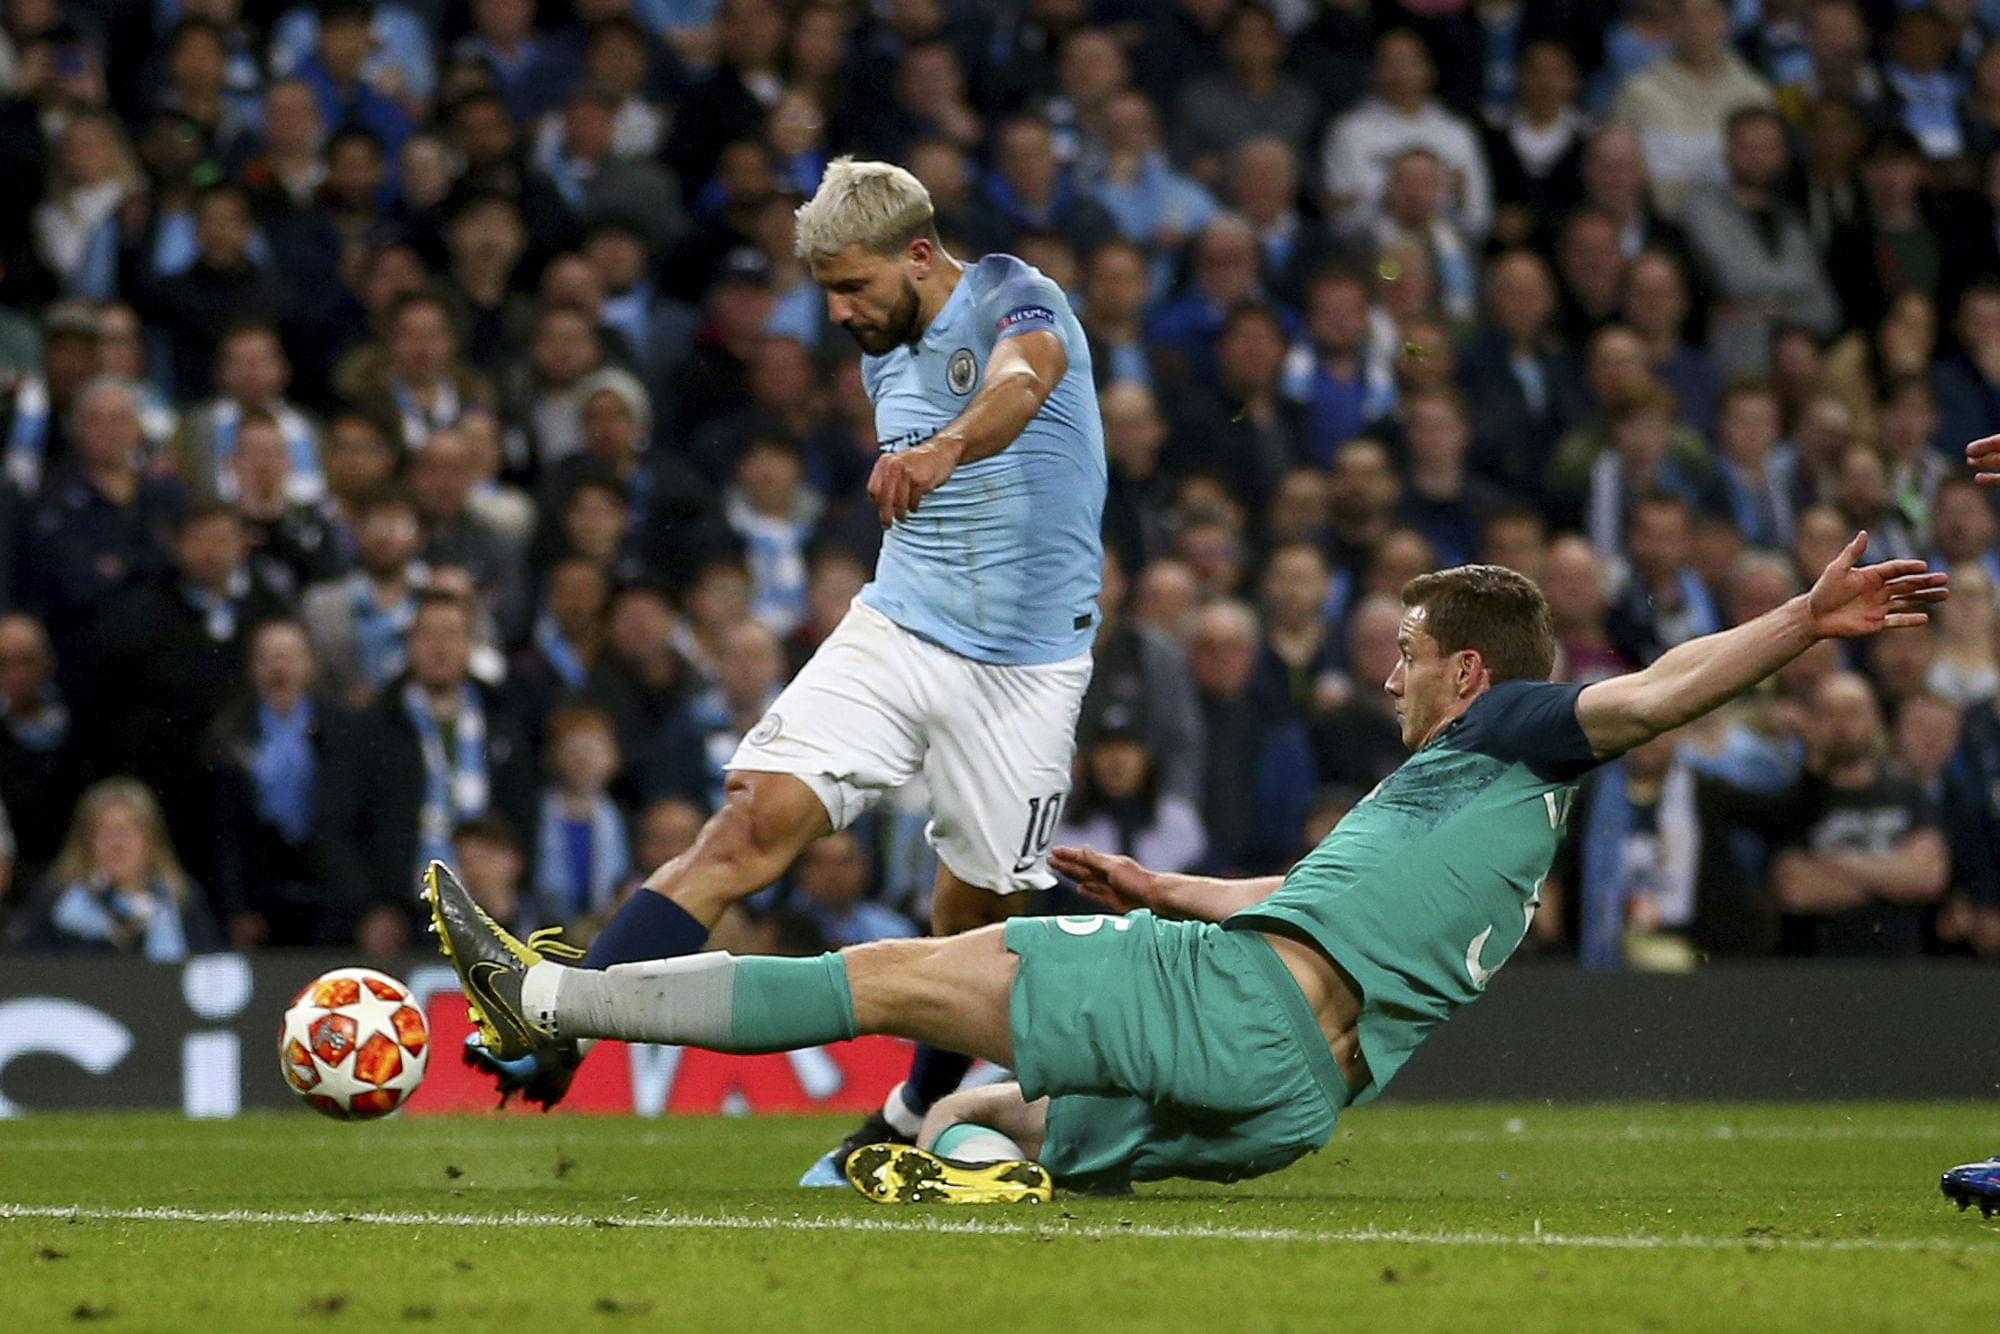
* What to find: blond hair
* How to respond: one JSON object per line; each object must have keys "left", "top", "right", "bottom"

{"left": 50, "top": 778, "right": 193, "bottom": 903}
{"left": 792, "top": 157, "right": 937, "bottom": 262}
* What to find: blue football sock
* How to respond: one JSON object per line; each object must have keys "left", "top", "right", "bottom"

{"left": 583, "top": 889, "right": 709, "bottom": 968}
{"left": 900, "top": 1043, "right": 974, "bottom": 1117}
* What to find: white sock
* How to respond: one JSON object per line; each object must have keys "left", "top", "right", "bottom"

{"left": 519, "top": 961, "right": 565, "bottom": 1034}
{"left": 880, "top": 1081, "right": 924, "bottom": 1138}
{"left": 524, "top": 954, "right": 738, "bottom": 1046}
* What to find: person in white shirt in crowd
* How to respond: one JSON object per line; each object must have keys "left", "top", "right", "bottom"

{"left": 1321, "top": 27, "right": 1492, "bottom": 241}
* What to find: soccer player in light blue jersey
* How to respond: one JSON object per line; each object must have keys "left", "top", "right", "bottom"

{"left": 461, "top": 158, "right": 1107, "bottom": 1172}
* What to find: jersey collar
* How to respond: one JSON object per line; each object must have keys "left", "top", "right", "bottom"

{"left": 917, "top": 264, "right": 975, "bottom": 353}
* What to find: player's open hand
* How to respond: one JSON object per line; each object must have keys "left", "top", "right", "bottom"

{"left": 868, "top": 440, "right": 959, "bottom": 527}
{"left": 1805, "top": 531, "right": 1948, "bottom": 639}
{"left": 1969, "top": 433, "right": 2000, "bottom": 485}
{"left": 1049, "top": 845, "right": 1162, "bottom": 914}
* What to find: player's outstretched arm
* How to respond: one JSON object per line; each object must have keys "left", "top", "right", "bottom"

{"left": 1049, "top": 845, "right": 1282, "bottom": 923}
{"left": 868, "top": 330, "right": 1067, "bottom": 525}
{"left": 1575, "top": 531, "right": 1947, "bottom": 758}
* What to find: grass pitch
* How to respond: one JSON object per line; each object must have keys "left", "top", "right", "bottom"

{"left": 2, "top": 1103, "right": 1995, "bottom": 1332}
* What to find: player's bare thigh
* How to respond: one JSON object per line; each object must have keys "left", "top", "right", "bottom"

{"left": 918, "top": 1082, "right": 1049, "bottom": 1160}
{"left": 930, "top": 863, "right": 1035, "bottom": 934}
{"left": 844, "top": 926, "right": 1019, "bottom": 1068}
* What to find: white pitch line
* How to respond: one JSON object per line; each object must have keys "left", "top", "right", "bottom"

{"left": 0, "top": 1202, "right": 1992, "bottom": 1254}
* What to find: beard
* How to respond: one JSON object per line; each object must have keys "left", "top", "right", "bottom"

{"left": 843, "top": 278, "right": 924, "bottom": 355}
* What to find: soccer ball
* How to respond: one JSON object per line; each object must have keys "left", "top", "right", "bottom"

{"left": 279, "top": 967, "right": 430, "bottom": 1120}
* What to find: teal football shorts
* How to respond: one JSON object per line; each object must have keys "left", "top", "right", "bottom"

{"left": 1002, "top": 911, "right": 1349, "bottom": 1192}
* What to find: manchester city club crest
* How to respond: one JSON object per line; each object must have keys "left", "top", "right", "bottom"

{"left": 947, "top": 347, "right": 977, "bottom": 395}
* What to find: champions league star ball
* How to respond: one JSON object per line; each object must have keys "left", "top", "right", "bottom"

{"left": 279, "top": 968, "right": 430, "bottom": 1120}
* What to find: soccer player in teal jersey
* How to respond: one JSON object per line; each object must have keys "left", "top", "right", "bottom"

{"left": 461, "top": 158, "right": 1107, "bottom": 1178}
{"left": 433, "top": 534, "right": 1942, "bottom": 1202}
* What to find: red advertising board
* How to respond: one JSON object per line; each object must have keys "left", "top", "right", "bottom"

{"left": 413, "top": 989, "right": 915, "bottom": 1116}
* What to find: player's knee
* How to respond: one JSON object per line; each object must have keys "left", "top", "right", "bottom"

{"left": 684, "top": 777, "right": 807, "bottom": 883}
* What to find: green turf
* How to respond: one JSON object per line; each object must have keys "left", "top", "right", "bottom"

{"left": 2, "top": 1103, "right": 1995, "bottom": 1332}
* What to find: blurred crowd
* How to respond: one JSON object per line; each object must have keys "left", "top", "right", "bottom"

{"left": 3, "top": 0, "right": 2000, "bottom": 969}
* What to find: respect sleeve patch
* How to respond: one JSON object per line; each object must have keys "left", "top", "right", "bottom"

{"left": 996, "top": 304, "right": 1058, "bottom": 335}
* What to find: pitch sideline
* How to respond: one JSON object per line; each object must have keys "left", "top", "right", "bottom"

{"left": 1, "top": 1201, "right": 1992, "bottom": 1254}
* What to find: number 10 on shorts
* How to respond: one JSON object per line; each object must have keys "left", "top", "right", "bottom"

{"left": 1014, "top": 792, "right": 1066, "bottom": 874}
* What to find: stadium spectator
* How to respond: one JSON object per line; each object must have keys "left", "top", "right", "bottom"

{"left": 534, "top": 704, "right": 629, "bottom": 927}
{"left": 1170, "top": 2, "right": 1316, "bottom": 184}
{"left": 1611, "top": 0, "right": 1775, "bottom": 217}
{"left": 317, "top": 589, "right": 538, "bottom": 954}
{"left": 1569, "top": 124, "right": 1697, "bottom": 268}
{"left": 1322, "top": 27, "right": 1491, "bottom": 241}
{"left": 1580, "top": 382, "right": 1721, "bottom": 560}
{"left": 1933, "top": 282, "right": 2000, "bottom": 450}
{"left": 1054, "top": 711, "right": 1207, "bottom": 876}
{"left": 1552, "top": 209, "right": 1632, "bottom": 347}
{"left": 792, "top": 829, "right": 914, "bottom": 947}
{"left": 678, "top": 616, "right": 784, "bottom": 811}
{"left": 1543, "top": 534, "right": 1635, "bottom": 683}
{"left": 1831, "top": 443, "right": 1920, "bottom": 562}
{"left": 411, "top": 424, "right": 530, "bottom": 641}
{"left": 1878, "top": 373, "right": 1950, "bottom": 532}
{"left": 1712, "top": 379, "right": 1795, "bottom": 549}
{"left": 1457, "top": 249, "right": 1583, "bottom": 504}
{"left": 1254, "top": 541, "right": 1339, "bottom": 719}
{"left": 1799, "top": 93, "right": 1869, "bottom": 250}
{"left": 18, "top": 374, "right": 181, "bottom": 636}
{"left": 1827, "top": 129, "right": 1947, "bottom": 338}
{"left": 205, "top": 618, "right": 346, "bottom": 948}
{"left": 344, "top": 290, "right": 492, "bottom": 452}
{"left": 1224, "top": 137, "right": 1340, "bottom": 311}
{"left": 1683, "top": 107, "right": 1840, "bottom": 379}
{"left": 443, "top": 813, "right": 533, "bottom": 934}
{"left": 584, "top": 579, "right": 699, "bottom": 802}
{"left": 1623, "top": 248, "right": 1720, "bottom": 438}
{"left": 454, "top": 0, "right": 581, "bottom": 125}
{"left": 1395, "top": 385, "right": 1513, "bottom": 569}
{"left": 1307, "top": 593, "right": 1409, "bottom": 792}
{"left": 300, "top": 483, "right": 427, "bottom": 707}
{"left": 33, "top": 111, "right": 138, "bottom": 298}
{"left": 1323, "top": 437, "right": 1401, "bottom": 579}
{"left": 440, "top": 192, "right": 533, "bottom": 379}
{"left": 1186, "top": 598, "right": 1309, "bottom": 875}
{"left": 1605, "top": 490, "right": 1722, "bottom": 665}
{"left": 1283, "top": 267, "right": 1384, "bottom": 467}
{"left": 1571, "top": 728, "right": 1706, "bottom": 971}
{"left": 1098, "top": 382, "right": 1174, "bottom": 573}
{"left": 1079, "top": 549, "right": 1203, "bottom": 807}
{"left": 1484, "top": 38, "right": 1589, "bottom": 249}
{"left": 1764, "top": 672, "right": 1949, "bottom": 957}
{"left": 725, "top": 435, "right": 821, "bottom": 637}
{"left": 79, "top": 498, "right": 288, "bottom": 874}
{"left": 1926, "top": 565, "right": 2000, "bottom": 707}
{"left": 7, "top": 776, "right": 220, "bottom": 959}
{"left": 1374, "top": 148, "right": 1478, "bottom": 330}
{"left": 176, "top": 323, "right": 322, "bottom": 503}
{"left": 1, "top": 298, "right": 102, "bottom": 496}
{"left": 0, "top": 612, "right": 86, "bottom": 895}
{"left": 124, "top": 182, "right": 289, "bottom": 400}
{"left": 1161, "top": 301, "right": 1299, "bottom": 510}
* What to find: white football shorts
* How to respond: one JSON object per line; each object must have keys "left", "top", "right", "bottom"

{"left": 729, "top": 599, "right": 1092, "bottom": 893}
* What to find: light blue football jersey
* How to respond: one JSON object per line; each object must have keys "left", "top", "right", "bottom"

{"left": 856, "top": 254, "right": 1106, "bottom": 665}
